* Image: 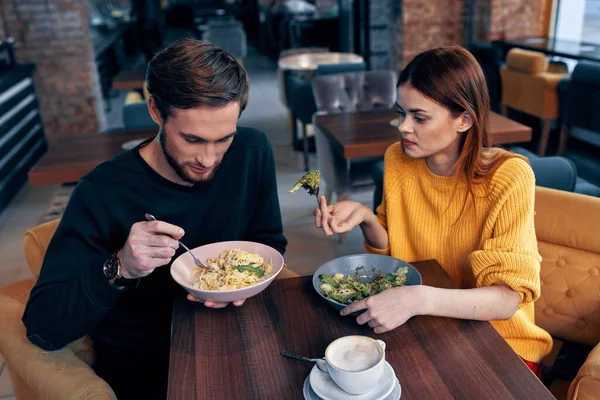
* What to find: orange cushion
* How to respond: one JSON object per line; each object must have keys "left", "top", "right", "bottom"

{"left": 24, "top": 219, "right": 59, "bottom": 277}
{"left": 507, "top": 48, "right": 548, "bottom": 74}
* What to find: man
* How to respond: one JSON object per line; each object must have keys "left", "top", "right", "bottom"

{"left": 22, "top": 39, "right": 287, "bottom": 399}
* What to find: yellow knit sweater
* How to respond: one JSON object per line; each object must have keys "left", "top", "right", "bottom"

{"left": 367, "top": 143, "right": 553, "bottom": 363}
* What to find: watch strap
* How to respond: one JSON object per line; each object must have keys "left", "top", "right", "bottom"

{"left": 104, "top": 253, "right": 138, "bottom": 290}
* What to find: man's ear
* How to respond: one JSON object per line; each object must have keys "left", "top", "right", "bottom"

{"left": 147, "top": 97, "right": 164, "bottom": 126}
{"left": 457, "top": 111, "right": 474, "bottom": 133}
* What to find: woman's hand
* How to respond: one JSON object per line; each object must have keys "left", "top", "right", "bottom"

{"left": 314, "top": 195, "right": 372, "bottom": 236}
{"left": 340, "top": 285, "right": 430, "bottom": 334}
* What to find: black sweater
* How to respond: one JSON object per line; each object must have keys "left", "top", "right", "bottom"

{"left": 22, "top": 127, "right": 287, "bottom": 350}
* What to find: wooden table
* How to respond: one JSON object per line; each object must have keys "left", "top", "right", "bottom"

{"left": 28, "top": 129, "right": 156, "bottom": 186}
{"left": 168, "top": 260, "right": 553, "bottom": 400}
{"left": 112, "top": 69, "right": 146, "bottom": 91}
{"left": 278, "top": 52, "right": 364, "bottom": 72}
{"left": 314, "top": 109, "right": 532, "bottom": 159}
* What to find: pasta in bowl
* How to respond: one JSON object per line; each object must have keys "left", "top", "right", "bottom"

{"left": 192, "top": 248, "right": 272, "bottom": 291}
{"left": 171, "top": 241, "right": 284, "bottom": 303}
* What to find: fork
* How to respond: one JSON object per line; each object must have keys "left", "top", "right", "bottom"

{"left": 315, "top": 186, "right": 320, "bottom": 207}
{"left": 144, "top": 213, "right": 214, "bottom": 271}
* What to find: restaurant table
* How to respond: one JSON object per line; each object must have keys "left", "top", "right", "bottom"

{"left": 314, "top": 109, "right": 532, "bottom": 159}
{"left": 112, "top": 69, "right": 146, "bottom": 91}
{"left": 168, "top": 260, "right": 553, "bottom": 400}
{"left": 496, "top": 37, "right": 600, "bottom": 63}
{"left": 28, "top": 128, "right": 155, "bottom": 186}
{"left": 278, "top": 52, "right": 364, "bottom": 72}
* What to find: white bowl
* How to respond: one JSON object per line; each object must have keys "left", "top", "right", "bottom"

{"left": 170, "top": 241, "right": 284, "bottom": 302}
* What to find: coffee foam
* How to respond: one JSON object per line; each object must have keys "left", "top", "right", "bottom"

{"left": 327, "top": 337, "right": 382, "bottom": 372}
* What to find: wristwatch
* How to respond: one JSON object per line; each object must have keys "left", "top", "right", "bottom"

{"left": 102, "top": 253, "right": 137, "bottom": 290}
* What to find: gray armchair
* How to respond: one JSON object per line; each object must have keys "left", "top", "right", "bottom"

{"left": 201, "top": 20, "right": 247, "bottom": 61}
{"left": 287, "top": 61, "right": 367, "bottom": 171}
{"left": 311, "top": 70, "right": 397, "bottom": 203}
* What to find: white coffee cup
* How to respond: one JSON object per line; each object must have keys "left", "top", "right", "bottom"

{"left": 324, "top": 335, "right": 386, "bottom": 395}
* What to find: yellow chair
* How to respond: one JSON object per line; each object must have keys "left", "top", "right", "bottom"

{"left": 123, "top": 82, "right": 150, "bottom": 105}
{"left": 122, "top": 83, "right": 158, "bottom": 130}
{"left": 0, "top": 219, "right": 299, "bottom": 399}
{"left": 500, "top": 48, "right": 569, "bottom": 156}
{"left": 535, "top": 187, "right": 600, "bottom": 400}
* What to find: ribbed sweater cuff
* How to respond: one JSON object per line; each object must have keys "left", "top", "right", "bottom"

{"left": 364, "top": 241, "right": 390, "bottom": 256}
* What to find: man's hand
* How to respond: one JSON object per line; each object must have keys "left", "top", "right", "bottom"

{"left": 118, "top": 219, "right": 183, "bottom": 279}
{"left": 187, "top": 294, "right": 245, "bottom": 308}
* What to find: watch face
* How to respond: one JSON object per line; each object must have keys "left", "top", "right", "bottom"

{"left": 103, "top": 255, "right": 119, "bottom": 280}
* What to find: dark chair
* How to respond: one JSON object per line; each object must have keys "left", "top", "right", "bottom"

{"left": 277, "top": 47, "right": 329, "bottom": 147}
{"left": 511, "top": 146, "right": 600, "bottom": 197}
{"left": 311, "top": 70, "right": 397, "bottom": 203}
{"left": 286, "top": 61, "right": 366, "bottom": 170}
{"left": 469, "top": 42, "right": 504, "bottom": 113}
{"left": 122, "top": 102, "right": 157, "bottom": 130}
{"left": 557, "top": 61, "right": 600, "bottom": 155}
{"left": 277, "top": 47, "right": 329, "bottom": 107}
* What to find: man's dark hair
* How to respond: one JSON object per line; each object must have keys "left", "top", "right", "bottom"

{"left": 146, "top": 38, "right": 249, "bottom": 121}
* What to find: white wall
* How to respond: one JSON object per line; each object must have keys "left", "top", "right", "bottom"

{"left": 555, "top": 0, "right": 586, "bottom": 41}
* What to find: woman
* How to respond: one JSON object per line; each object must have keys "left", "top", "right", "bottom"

{"left": 315, "top": 46, "right": 552, "bottom": 377}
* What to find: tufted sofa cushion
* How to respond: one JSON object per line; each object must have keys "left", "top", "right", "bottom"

{"left": 534, "top": 187, "right": 600, "bottom": 346}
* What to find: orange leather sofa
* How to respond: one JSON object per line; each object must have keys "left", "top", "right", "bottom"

{"left": 535, "top": 187, "right": 600, "bottom": 399}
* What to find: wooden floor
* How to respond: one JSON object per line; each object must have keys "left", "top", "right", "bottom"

{"left": 0, "top": 184, "right": 56, "bottom": 287}
{"left": 0, "top": 184, "right": 58, "bottom": 400}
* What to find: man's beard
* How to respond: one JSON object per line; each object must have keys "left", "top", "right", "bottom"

{"left": 159, "top": 126, "right": 221, "bottom": 184}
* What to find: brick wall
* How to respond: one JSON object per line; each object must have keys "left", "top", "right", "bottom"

{"left": 489, "top": 0, "right": 548, "bottom": 40}
{"left": 0, "top": 13, "right": 5, "bottom": 38}
{"left": 392, "top": 0, "right": 548, "bottom": 69}
{"left": 1, "top": 0, "right": 105, "bottom": 140}
{"left": 399, "top": 0, "right": 467, "bottom": 68}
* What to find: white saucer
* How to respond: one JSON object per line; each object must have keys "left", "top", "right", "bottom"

{"left": 303, "top": 375, "right": 401, "bottom": 400}
{"left": 308, "top": 361, "right": 397, "bottom": 400}
{"left": 121, "top": 139, "right": 146, "bottom": 151}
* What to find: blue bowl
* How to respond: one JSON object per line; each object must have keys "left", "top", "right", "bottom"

{"left": 312, "top": 254, "right": 422, "bottom": 315}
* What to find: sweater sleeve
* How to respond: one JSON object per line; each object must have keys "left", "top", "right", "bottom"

{"left": 364, "top": 192, "right": 390, "bottom": 255}
{"left": 22, "top": 178, "right": 123, "bottom": 350}
{"left": 364, "top": 147, "right": 392, "bottom": 255}
{"left": 468, "top": 159, "right": 542, "bottom": 308}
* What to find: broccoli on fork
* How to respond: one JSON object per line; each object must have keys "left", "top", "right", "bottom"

{"left": 289, "top": 170, "right": 321, "bottom": 196}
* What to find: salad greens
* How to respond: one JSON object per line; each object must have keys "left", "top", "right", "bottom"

{"left": 319, "top": 266, "right": 409, "bottom": 304}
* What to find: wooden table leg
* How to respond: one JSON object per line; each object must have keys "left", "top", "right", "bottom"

{"left": 557, "top": 124, "right": 569, "bottom": 156}
{"left": 538, "top": 119, "right": 552, "bottom": 157}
